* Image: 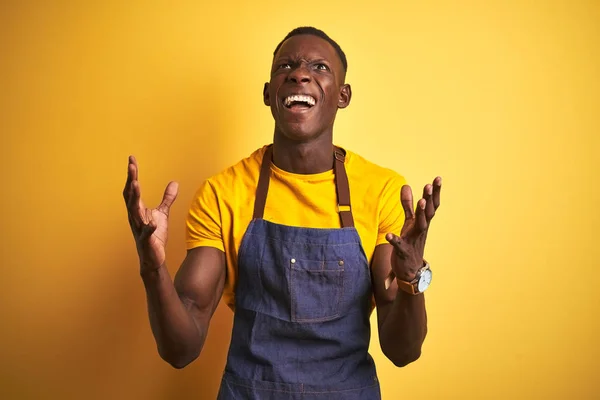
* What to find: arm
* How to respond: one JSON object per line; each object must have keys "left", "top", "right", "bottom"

{"left": 123, "top": 155, "right": 226, "bottom": 369}
{"left": 142, "top": 246, "right": 225, "bottom": 369}
{"left": 373, "top": 176, "right": 442, "bottom": 367}
{"left": 372, "top": 244, "right": 427, "bottom": 367}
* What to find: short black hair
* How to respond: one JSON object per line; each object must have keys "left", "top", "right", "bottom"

{"left": 273, "top": 27, "right": 348, "bottom": 73}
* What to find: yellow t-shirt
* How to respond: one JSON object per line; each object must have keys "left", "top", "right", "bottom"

{"left": 185, "top": 145, "right": 407, "bottom": 310}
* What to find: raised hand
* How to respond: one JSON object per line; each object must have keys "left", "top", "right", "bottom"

{"left": 123, "top": 156, "right": 179, "bottom": 271}
{"left": 385, "top": 177, "right": 442, "bottom": 284}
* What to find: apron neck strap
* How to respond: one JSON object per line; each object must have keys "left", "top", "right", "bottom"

{"left": 253, "top": 145, "right": 355, "bottom": 228}
{"left": 252, "top": 145, "right": 273, "bottom": 222}
{"left": 333, "top": 146, "right": 354, "bottom": 228}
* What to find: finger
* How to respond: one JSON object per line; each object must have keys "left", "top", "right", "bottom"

{"left": 414, "top": 198, "right": 428, "bottom": 233}
{"left": 123, "top": 161, "right": 132, "bottom": 202}
{"left": 432, "top": 176, "right": 442, "bottom": 210}
{"left": 423, "top": 184, "right": 435, "bottom": 223}
{"left": 127, "top": 180, "right": 145, "bottom": 230}
{"left": 123, "top": 156, "right": 138, "bottom": 203}
{"left": 127, "top": 212, "right": 136, "bottom": 227}
{"left": 400, "top": 185, "right": 414, "bottom": 220}
{"left": 129, "top": 155, "right": 138, "bottom": 181}
{"left": 157, "top": 181, "right": 179, "bottom": 215}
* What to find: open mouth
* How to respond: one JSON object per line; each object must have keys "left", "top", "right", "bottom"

{"left": 282, "top": 94, "right": 316, "bottom": 110}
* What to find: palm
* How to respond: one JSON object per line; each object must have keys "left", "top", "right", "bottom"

{"left": 123, "top": 156, "right": 179, "bottom": 270}
{"left": 138, "top": 203, "right": 170, "bottom": 265}
{"left": 147, "top": 208, "right": 169, "bottom": 249}
{"left": 386, "top": 178, "right": 441, "bottom": 282}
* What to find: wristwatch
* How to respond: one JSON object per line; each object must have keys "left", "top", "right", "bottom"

{"left": 396, "top": 261, "right": 432, "bottom": 295}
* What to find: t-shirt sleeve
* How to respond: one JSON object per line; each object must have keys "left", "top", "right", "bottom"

{"left": 185, "top": 179, "right": 224, "bottom": 251}
{"left": 376, "top": 173, "right": 408, "bottom": 246}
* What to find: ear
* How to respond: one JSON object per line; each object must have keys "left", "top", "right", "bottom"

{"left": 263, "top": 82, "right": 270, "bottom": 106}
{"left": 338, "top": 83, "right": 352, "bottom": 109}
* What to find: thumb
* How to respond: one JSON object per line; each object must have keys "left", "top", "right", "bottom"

{"left": 139, "top": 218, "right": 158, "bottom": 242}
{"left": 158, "top": 181, "right": 179, "bottom": 214}
{"left": 386, "top": 233, "right": 410, "bottom": 258}
{"left": 386, "top": 232, "right": 402, "bottom": 251}
{"left": 384, "top": 234, "right": 403, "bottom": 290}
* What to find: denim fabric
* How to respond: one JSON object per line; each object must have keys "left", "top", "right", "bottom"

{"left": 217, "top": 219, "right": 381, "bottom": 399}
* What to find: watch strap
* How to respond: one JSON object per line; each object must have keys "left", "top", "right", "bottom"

{"left": 396, "top": 277, "right": 418, "bottom": 295}
{"left": 396, "top": 260, "right": 430, "bottom": 295}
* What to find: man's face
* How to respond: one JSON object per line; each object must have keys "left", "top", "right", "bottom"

{"left": 264, "top": 34, "right": 351, "bottom": 141}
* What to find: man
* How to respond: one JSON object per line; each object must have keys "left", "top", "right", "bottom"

{"left": 124, "top": 27, "right": 441, "bottom": 399}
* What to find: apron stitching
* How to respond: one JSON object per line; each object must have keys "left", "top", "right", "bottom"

{"left": 289, "top": 257, "right": 296, "bottom": 322}
{"left": 223, "top": 375, "right": 379, "bottom": 394}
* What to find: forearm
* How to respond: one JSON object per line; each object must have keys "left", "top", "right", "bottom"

{"left": 378, "top": 288, "right": 427, "bottom": 367}
{"left": 141, "top": 264, "right": 205, "bottom": 368}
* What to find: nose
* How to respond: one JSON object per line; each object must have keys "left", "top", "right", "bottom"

{"left": 287, "top": 65, "right": 311, "bottom": 84}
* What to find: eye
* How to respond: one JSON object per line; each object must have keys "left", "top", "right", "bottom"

{"left": 278, "top": 63, "right": 291, "bottom": 70}
{"left": 313, "top": 63, "right": 329, "bottom": 71}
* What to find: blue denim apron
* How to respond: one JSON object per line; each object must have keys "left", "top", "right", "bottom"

{"left": 217, "top": 145, "right": 381, "bottom": 399}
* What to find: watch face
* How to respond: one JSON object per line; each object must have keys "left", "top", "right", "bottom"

{"left": 418, "top": 269, "right": 432, "bottom": 292}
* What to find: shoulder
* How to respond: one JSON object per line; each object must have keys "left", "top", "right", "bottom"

{"left": 343, "top": 148, "right": 407, "bottom": 192}
{"left": 203, "top": 145, "right": 268, "bottom": 192}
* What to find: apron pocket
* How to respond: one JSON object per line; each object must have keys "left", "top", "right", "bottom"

{"left": 290, "top": 259, "right": 344, "bottom": 323}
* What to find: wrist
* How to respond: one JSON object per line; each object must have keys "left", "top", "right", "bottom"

{"left": 139, "top": 260, "right": 166, "bottom": 278}
{"left": 395, "top": 257, "right": 425, "bottom": 282}
{"left": 396, "top": 260, "right": 432, "bottom": 295}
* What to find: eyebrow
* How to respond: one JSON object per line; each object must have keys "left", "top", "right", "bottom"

{"left": 274, "top": 56, "right": 332, "bottom": 64}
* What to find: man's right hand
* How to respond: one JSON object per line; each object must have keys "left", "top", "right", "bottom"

{"left": 122, "top": 156, "right": 226, "bottom": 369}
{"left": 123, "top": 155, "right": 179, "bottom": 272}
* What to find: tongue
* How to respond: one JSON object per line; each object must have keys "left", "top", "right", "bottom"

{"left": 289, "top": 102, "right": 310, "bottom": 110}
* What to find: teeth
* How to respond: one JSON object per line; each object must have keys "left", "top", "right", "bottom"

{"left": 284, "top": 94, "right": 316, "bottom": 107}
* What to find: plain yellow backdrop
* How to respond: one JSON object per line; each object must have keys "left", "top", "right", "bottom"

{"left": 1, "top": 1, "right": 598, "bottom": 399}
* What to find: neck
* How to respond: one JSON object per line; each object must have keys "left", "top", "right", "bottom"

{"left": 272, "top": 132, "right": 334, "bottom": 174}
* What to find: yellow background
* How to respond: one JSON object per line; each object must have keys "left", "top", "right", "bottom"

{"left": 1, "top": 1, "right": 598, "bottom": 399}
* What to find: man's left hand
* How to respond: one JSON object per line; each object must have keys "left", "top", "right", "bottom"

{"left": 385, "top": 176, "right": 442, "bottom": 284}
